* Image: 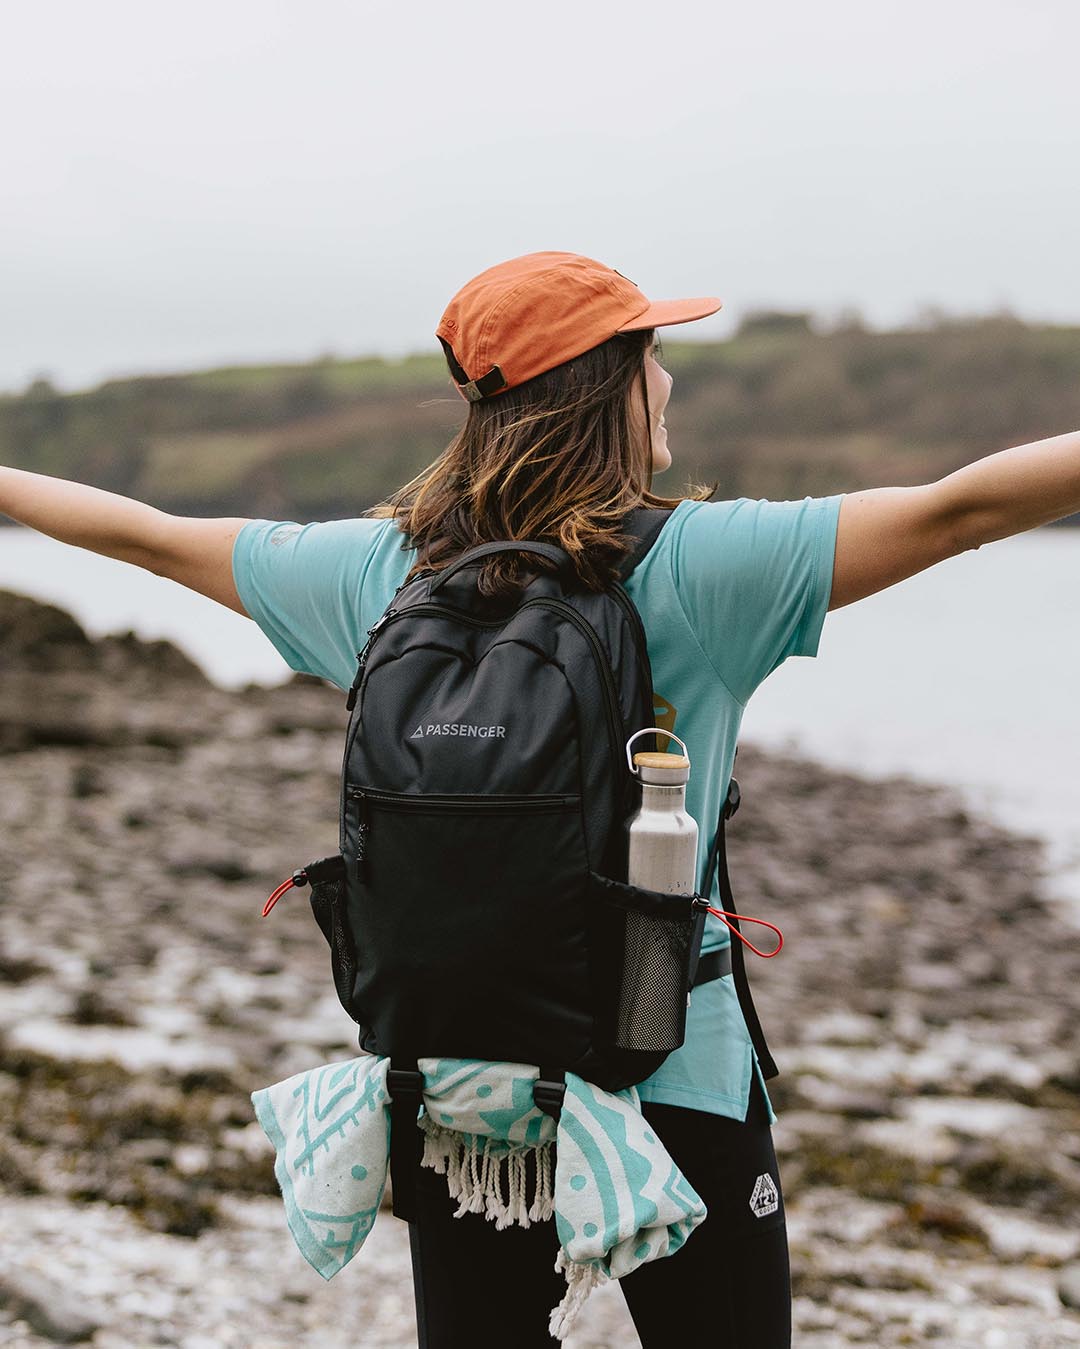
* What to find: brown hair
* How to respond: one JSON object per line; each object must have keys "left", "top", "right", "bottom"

{"left": 365, "top": 329, "right": 717, "bottom": 598}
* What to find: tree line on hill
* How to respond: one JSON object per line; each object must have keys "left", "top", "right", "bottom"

{"left": 3, "top": 311, "right": 1080, "bottom": 525}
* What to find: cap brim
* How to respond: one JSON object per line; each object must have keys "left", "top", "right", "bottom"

{"left": 616, "top": 296, "right": 723, "bottom": 332}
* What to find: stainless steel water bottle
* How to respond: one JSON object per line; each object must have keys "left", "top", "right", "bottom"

{"left": 617, "top": 729, "right": 700, "bottom": 1050}
{"left": 625, "top": 729, "right": 699, "bottom": 894}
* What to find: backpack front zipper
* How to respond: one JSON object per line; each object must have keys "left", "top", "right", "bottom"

{"left": 346, "top": 788, "right": 580, "bottom": 878}
{"left": 349, "top": 788, "right": 579, "bottom": 810}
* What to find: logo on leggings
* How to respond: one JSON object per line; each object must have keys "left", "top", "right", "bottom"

{"left": 749, "top": 1173, "right": 779, "bottom": 1219}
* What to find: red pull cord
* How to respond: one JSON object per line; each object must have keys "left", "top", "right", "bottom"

{"left": 703, "top": 905, "right": 784, "bottom": 959}
{"left": 262, "top": 869, "right": 309, "bottom": 917}
{"left": 262, "top": 878, "right": 295, "bottom": 917}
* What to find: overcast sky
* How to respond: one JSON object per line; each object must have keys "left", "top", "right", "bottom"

{"left": 2, "top": 0, "right": 1078, "bottom": 394}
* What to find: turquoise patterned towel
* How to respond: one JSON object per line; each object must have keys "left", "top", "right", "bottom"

{"left": 251, "top": 1055, "right": 706, "bottom": 1338}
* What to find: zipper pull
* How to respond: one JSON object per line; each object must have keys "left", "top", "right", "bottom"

{"left": 350, "top": 789, "right": 369, "bottom": 881}
{"left": 345, "top": 658, "right": 364, "bottom": 712}
{"left": 345, "top": 609, "right": 398, "bottom": 711}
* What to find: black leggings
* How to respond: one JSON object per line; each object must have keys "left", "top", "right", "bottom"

{"left": 407, "top": 1074, "right": 791, "bottom": 1347}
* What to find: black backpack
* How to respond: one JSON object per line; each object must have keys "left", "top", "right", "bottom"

{"left": 265, "top": 507, "right": 776, "bottom": 1219}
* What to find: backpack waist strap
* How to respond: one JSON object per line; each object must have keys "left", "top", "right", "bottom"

{"left": 691, "top": 945, "right": 732, "bottom": 988}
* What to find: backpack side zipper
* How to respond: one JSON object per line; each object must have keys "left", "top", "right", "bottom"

{"left": 523, "top": 598, "right": 626, "bottom": 796}
{"left": 610, "top": 582, "right": 654, "bottom": 720}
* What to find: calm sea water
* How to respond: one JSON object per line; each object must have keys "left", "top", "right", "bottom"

{"left": 2, "top": 525, "right": 1079, "bottom": 912}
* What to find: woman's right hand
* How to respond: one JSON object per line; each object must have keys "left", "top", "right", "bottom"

{"left": 0, "top": 465, "right": 252, "bottom": 616}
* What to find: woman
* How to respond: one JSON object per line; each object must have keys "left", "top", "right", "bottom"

{"left": 2, "top": 250, "right": 1078, "bottom": 1347}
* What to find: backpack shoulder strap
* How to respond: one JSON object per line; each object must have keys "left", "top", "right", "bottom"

{"left": 616, "top": 506, "right": 676, "bottom": 581}
{"left": 700, "top": 772, "right": 780, "bottom": 1081}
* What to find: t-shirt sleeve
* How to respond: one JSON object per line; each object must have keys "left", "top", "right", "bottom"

{"left": 231, "top": 516, "right": 394, "bottom": 690}
{"left": 670, "top": 494, "right": 843, "bottom": 705}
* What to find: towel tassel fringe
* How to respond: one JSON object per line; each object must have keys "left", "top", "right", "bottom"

{"left": 418, "top": 1119, "right": 554, "bottom": 1229}
{"left": 549, "top": 1250, "right": 607, "bottom": 1341}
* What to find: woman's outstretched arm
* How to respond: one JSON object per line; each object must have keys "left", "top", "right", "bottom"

{"left": 830, "top": 428, "right": 1080, "bottom": 610}
{"left": 0, "top": 465, "right": 251, "bottom": 616}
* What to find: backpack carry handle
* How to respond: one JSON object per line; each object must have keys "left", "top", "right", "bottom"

{"left": 428, "top": 540, "right": 573, "bottom": 594}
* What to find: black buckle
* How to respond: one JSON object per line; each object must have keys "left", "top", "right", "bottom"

{"left": 723, "top": 777, "right": 741, "bottom": 820}
{"left": 388, "top": 1068, "right": 424, "bottom": 1099}
{"left": 533, "top": 1078, "right": 566, "bottom": 1121}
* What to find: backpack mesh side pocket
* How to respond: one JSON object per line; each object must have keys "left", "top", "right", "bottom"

{"left": 588, "top": 870, "right": 706, "bottom": 1055}
{"left": 303, "top": 854, "right": 356, "bottom": 1017}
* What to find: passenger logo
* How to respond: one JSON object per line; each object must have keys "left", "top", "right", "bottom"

{"left": 749, "top": 1173, "right": 779, "bottom": 1219}
{"left": 409, "top": 723, "right": 507, "bottom": 739}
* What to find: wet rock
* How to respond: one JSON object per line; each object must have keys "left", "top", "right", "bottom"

{"left": 69, "top": 987, "right": 136, "bottom": 1027}
{"left": 886, "top": 1199, "right": 991, "bottom": 1249}
{"left": 0, "top": 945, "right": 49, "bottom": 983}
{"left": 1059, "top": 1263, "right": 1080, "bottom": 1311}
{"left": 163, "top": 852, "right": 257, "bottom": 883}
{"left": 793, "top": 1077, "right": 896, "bottom": 1120}
{"left": 95, "top": 629, "right": 207, "bottom": 683}
{"left": 0, "top": 588, "right": 92, "bottom": 668}
{"left": 69, "top": 762, "right": 107, "bottom": 798}
{"left": 0, "top": 1266, "right": 102, "bottom": 1341}
{"left": 0, "top": 588, "right": 206, "bottom": 683}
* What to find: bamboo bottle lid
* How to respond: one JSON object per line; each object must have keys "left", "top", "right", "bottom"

{"left": 633, "top": 751, "right": 690, "bottom": 785}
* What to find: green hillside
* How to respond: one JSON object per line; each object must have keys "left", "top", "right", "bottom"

{"left": 4, "top": 313, "right": 1080, "bottom": 523}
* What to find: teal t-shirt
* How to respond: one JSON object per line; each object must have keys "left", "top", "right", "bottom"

{"left": 233, "top": 494, "right": 843, "bottom": 1123}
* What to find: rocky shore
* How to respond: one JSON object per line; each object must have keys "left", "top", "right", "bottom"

{"left": 1, "top": 587, "right": 1079, "bottom": 1347}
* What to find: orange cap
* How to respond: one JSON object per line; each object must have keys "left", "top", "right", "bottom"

{"left": 436, "top": 251, "right": 722, "bottom": 401}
